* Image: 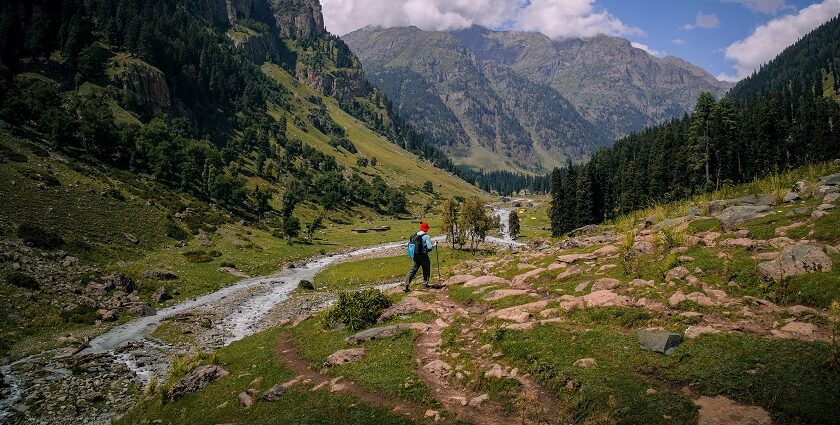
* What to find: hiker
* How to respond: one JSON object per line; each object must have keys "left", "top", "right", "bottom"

{"left": 405, "top": 222, "right": 437, "bottom": 292}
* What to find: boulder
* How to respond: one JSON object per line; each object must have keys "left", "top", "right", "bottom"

{"left": 757, "top": 244, "right": 832, "bottom": 282}
{"left": 819, "top": 172, "right": 840, "bottom": 186}
{"left": 779, "top": 321, "right": 816, "bottom": 336}
{"left": 593, "top": 245, "right": 620, "bottom": 257}
{"left": 629, "top": 279, "right": 655, "bottom": 288}
{"left": 490, "top": 300, "right": 550, "bottom": 322}
{"left": 483, "top": 289, "right": 531, "bottom": 301}
{"left": 557, "top": 264, "right": 582, "bottom": 280}
{"left": 463, "top": 275, "right": 508, "bottom": 288}
{"left": 556, "top": 253, "right": 596, "bottom": 263}
{"left": 443, "top": 275, "right": 475, "bottom": 286}
{"left": 582, "top": 290, "right": 630, "bottom": 308}
{"left": 423, "top": 359, "right": 452, "bottom": 376}
{"left": 694, "top": 396, "right": 772, "bottom": 425}
{"left": 468, "top": 393, "right": 489, "bottom": 407}
{"left": 638, "top": 330, "right": 682, "bottom": 354}
{"left": 591, "top": 278, "right": 620, "bottom": 291}
{"left": 511, "top": 267, "right": 546, "bottom": 286}
{"left": 668, "top": 291, "right": 687, "bottom": 307}
{"left": 345, "top": 323, "right": 429, "bottom": 345}
{"left": 825, "top": 192, "right": 840, "bottom": 203}
{"left": 686, "top": 292, "right": 716, "bottom": 307}
{"left": 558, "top": 295, "right": 583, "bottom": 312}
{"left": 717, "top": 205, "right": 771, "bottom": 230}
{"left": 127, "top": 302, "right": 155, "bottom": 317}
{"left": 153, "top": 286, "right": 172, "bottom": 304}
{"left": 261, "top": 383, "right": 286, "bottom": 401}
{"left": 103, "top": 274, "right": 136, "bottom": 293}
{"left": 238, "top": 389, "right": 256, "bottom": 407}
{"left": 665, "top": 266, "right": 690, "bottom": 281}
{"left": 813, "top": 185, "right": 839, "bottom": 198}
{"left": 782, "top": 191, "right": 799, "bottom": 203}
{"left": 143, "top": 270, "right": 179, "bottom": 281}
{"left": 323, "top": 348, "right": 366, "bottom": 368}
{"left": 379, "top": 297, "right": 433, "bottom": 321}
{"left": 632, "top": 241, "right": 655, "bottom": 254}
{"left": 168, "top": 365, "right": 229, "bottom": 401}
{"left": 573, "top": 358, "right": 596, "bottom": 368}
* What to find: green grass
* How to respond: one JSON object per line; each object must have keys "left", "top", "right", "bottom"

{"left": 495, "top": 323, "right": 698, "bottom": 425}
{"left": 774, "top": 254, "right": 840, "bottom": 308}
{"left": 314, "top": 248, "right": 474, "bottom": 291}
{"left": 657, "top": 333, "right": 840, "bottom": 423}
{"left": 116, "top": 328, "right": 417, "bottom": 425}
{"left": 288, "top": 311, "right": 436, "bottom": 406}
{"left": 687, "top": 217, "right": 722, "bottom": 234}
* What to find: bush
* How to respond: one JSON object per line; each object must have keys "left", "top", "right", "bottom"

{"left": 6, "top": 272, "right": 39, "bottom": 290}
{"left": 219, "top": 261, "right": 236, "bottom": 268}
{"left": 323, "top": 289, "right": 391, "bottom": 331}
{"left": 165, "top": 222, "right": 190, "bottom": 241}
{"left": 298, "top": 279, "right": 314, "bottom": 290}
{"left": 182, "top": 250, "right": 222, "bottom": 263}
{"left": 60, "top": 304, "right": 98, "bottom": 324}
{"left": 18, "top": 223, "right": 64, "bottom": 249}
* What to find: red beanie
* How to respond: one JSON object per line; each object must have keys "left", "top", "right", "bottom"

{"left": 420, "top": 222, "right": 430, "bottom": 232}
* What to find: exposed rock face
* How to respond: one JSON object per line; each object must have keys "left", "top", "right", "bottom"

{"left": 168, "top": 365, "right": 229, "bottom": 401}
{"left": 757, "top": 244, "right": 832, "bottom": 282}
{"left": 117, "top": 57, "right": 172, "bottom": 110}
{"left": 270, "top": 0, "right": 326, "bottom": 39}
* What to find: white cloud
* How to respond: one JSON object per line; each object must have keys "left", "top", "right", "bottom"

{"left": 514, "top": 0, "right": 644, "bottom": 38}
{"left": 320, "top": 0, "right": 642, "bottom": 38}
{"left": 671, "top": 38, "right": 687, "bottom": 45}
{"left": 631, "top": 41, "right": 665, "bottom": 57}
{"left": 683, "top": 12, "right": 721, "bottom": 30}
{"left": 721, "top": 0, "right": 794, "bottom": 14}
{"left": 722, "top": 0, "right": 840, "bottom": 80}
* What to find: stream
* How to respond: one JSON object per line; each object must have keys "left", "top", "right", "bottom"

{"left": 0, "top": 207, "right": 523, "bottom": 423}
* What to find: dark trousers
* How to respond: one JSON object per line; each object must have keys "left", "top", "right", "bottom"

{"left": 405, "top": 254, "right": 431, "bottom": 289}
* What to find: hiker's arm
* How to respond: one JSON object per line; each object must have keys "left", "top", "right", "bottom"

{"left": 423, "top": 235, "right": 435, "bottom": 251}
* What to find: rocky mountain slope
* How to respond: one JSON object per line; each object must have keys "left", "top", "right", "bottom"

{"left": 343, "top": 25, "right": 732, "bottom": 172}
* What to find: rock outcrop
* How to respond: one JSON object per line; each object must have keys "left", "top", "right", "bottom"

{"left": 757, "top": 244, "right": 832, "bottom": 282}
{"left": 168, "top": 365, "right": 229, "bottom": 401}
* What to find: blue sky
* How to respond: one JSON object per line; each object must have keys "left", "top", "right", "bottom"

{"left": 321, "top": 0, "right": 840, "bottom": 82}
{"left": 598, "top": 0, "right": 829, "bottom": 80}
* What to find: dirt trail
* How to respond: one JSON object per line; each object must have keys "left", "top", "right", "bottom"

{"left": 275, "top": 333, "right": 435, "bottom": 423}
{"left": 413, "top": 288, "right": 563, "bottom": 425}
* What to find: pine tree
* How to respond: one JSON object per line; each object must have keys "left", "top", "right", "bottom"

{"left": 549, "top": 168, "right": 564, "bottom": 237}
{"left": 575, "top": 167, "right": 593, "bottom": 226}
{"left": 508, "top": 210, "right": 520, "bottom": 240}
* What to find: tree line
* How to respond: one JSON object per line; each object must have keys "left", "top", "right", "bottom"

{"left": 550, "top": 15, "right": 840, "bottom": 236}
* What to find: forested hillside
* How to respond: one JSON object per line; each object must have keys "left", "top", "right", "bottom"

{"left": 550, "top": 15, "right": 840, "bottom": 235}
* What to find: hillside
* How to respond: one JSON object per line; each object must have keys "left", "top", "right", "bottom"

{"left": 0, "top": 0, "right": 484, "bottom": 374}
{"left": 342, "top": 25, "right": 731, "bottom": 172}
{"left": 547, "top": 14, "right": 840, "bottom": 236}
{"left": 93, "top": 163, "right": 840, "bottom": 425}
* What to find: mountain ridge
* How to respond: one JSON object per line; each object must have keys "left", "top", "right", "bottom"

{"left": 343, "top": 24, "right": 732, "bottom": 172}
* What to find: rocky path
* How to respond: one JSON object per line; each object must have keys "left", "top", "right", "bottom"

{"left": 411, "top": 287, "right": 561, "bottom": 424}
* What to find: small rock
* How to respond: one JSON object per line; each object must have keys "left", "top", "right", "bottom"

{"left": 324, "top": 348, "right": 366, "bottom": 368}
{"left": 468, "top": 393, "right": 489, "bottom": 407}
{"left": 685, "top": 326, "right": 720, "bottom": 339}
{"left": 261, "top": 384, "right": 286, "bottom": 401}
{"left": 238, "top": 391, "right": 255, "bottom": 408}
{"left": 638, "top": 329, "right": 682, "bottom": 354}
{"left": 573, "top": 358, "right": 596, "bottom": 368}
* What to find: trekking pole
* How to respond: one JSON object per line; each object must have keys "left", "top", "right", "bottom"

{"left": 436, "top": 248, "right": 442, "bottom": 284}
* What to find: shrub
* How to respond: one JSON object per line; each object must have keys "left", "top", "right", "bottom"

{"left": 6, "top": 272, "right": 39, "bottom": 290}
{"left": 219, "top": 261, "right": 236, "bottom": 269}
{"left": 18, "top": 223, "right": 64, "bottom": 249}
{"left": 60, "top": 304, "right": 98, "bottom": 324}
{"left": 165, "top": 222, "right": 190, "bottom": 241}
{"left": 298, "top": 279, "right": 314, "bottom": 290}
{"left": 182, "top": 250, "right": 222, "bottom": 263}
{"left": 323, "top": 289, "right": 391, "bottom": 331}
